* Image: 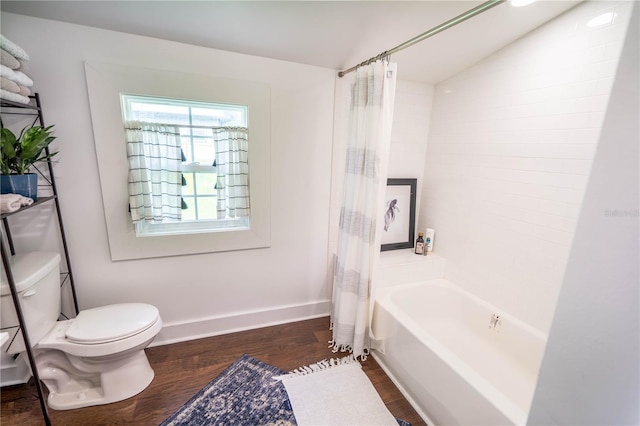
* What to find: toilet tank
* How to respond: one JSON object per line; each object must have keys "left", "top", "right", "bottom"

{"left": 1, "top": 252, "right": 61, "bottom": 354}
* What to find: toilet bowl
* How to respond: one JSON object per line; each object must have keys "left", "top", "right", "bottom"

{"left": 0, "top": 251, "right": 162, "bottom": 410}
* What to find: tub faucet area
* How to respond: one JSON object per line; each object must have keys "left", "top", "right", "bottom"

{"left": 489, "top": 314, "right": 502, "bottom": 330}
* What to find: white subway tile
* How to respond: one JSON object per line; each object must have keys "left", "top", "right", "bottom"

{"left": 574, "top": 94, "right": 609, "bottom": 113}
{"left": 603, "top": 40, "right": 624, "bottom": 61}
{"left": 417, "top": 0, "right": 631, "bottom": 332}
{"left": 595, "top": 76, "right": 616, "bottom": 95}
{"left": 565, "top": 127, "right": 602, "bottom": 144}
{"left": 584, "top": 44, "right": 607, "bottom": 64}
{"left": 579, "top": 59, "right": 620, "bottom": 81}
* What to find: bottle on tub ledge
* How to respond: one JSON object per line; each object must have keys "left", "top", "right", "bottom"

{"left": 423, "top": 228, "right": 435, "bottom": 255}
{"left": 415, "top": 232, "right": 425, "bottom": 255}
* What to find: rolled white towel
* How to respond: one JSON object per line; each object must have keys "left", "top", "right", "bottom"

{"left": 0, "top": 64, "right": 33, "bottom": 87}
{"left": 0, "top": 78, "right": 20, "bottom": 93}
{"left": 0, "top": 34, "right": 30, "bottom": 61}
{"left": 0, "top": 193, "right": 34, "bottom": 214}
{"left": 13, "top": 70, "right": 32, "bottom": 87}
{"left": 18, "top": 84, "right": 31, "bottom": 96}
{"left": 16, "top": 59, "right": 29, "bottom": 73}
{"left": 0, "top": 48, "right": 20, "bottom": 69}
{"left": 0, "top": 88, "right": 30, "bottom": 104}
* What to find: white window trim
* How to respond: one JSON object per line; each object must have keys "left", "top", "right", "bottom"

{"left": 136, "top": 217, "right": 250, "bottom": 237}
{"left": 84, "top": 61, "right": 270, "bottom": 261}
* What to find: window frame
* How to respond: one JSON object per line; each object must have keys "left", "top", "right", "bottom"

{"left": 85, "top": 61, "right": 271, "bottom": 260}
{"left": 120, "top": 94, "right": 251, "bottom": 236}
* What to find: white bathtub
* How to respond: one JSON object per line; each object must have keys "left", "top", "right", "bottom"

{"left": 372, "top": 279, "right": 547, "bottom": 425}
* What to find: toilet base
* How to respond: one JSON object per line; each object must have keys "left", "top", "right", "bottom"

{"left": 39, "top": 349, "right": 155, "bottom": 410}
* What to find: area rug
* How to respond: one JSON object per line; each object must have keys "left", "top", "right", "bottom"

{"left": 276, "top": 356, "right": 401, "bottom": 426}
{"left": 160, "top": 354, "right": 410, "bottom": 426}
{"left": 160, "top": 354, "right": 295, "bottom": 425}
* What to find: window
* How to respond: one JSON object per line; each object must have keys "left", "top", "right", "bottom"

{"left": 85, "top": 62, "right": 270, "bottom": 260}
{"left": 121, "top": 94, "right": 250, "bottom": 236}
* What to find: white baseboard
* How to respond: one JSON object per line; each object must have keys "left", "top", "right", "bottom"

{"left": 151, "top": 299, "right": 331, "bottom": 347}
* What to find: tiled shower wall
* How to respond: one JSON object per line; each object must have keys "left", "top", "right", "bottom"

{"left": 419, "top": 0, "right": 634, "bottom": 333}
{"left": 387, "top": 80, "right": 435, "bottom": 214}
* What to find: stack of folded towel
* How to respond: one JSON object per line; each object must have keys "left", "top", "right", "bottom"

{"left": 0, "top": 34, "right": 33, "bottom": 104}
{"left": 0, "top": 193, "right": 34, "bottom": 214}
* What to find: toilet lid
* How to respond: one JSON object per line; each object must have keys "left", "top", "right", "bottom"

{"left": 66, "top": 303, "right": 159, "bottom": 344}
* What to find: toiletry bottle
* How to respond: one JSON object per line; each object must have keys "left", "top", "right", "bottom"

{"left": 415, "top": 232, "right": 425, "bottom": 255}
{"left": 425, "top": 228, "right": 435, "bottom": 253}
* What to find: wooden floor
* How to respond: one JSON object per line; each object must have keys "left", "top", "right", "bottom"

{"left": 1, "top": 316, "right": 426, "bottom": 426}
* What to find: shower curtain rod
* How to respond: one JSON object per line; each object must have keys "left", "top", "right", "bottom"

{"left": 337, "top": 0, "right": 506, "bottom": 77}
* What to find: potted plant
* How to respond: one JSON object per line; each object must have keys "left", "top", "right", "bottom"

{"left": 0, "top": 121, "right": 57, "bottom": 200}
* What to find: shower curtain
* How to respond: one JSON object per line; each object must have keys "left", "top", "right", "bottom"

{"left": 330, "top": 60, "right": 397, "bottom": 359}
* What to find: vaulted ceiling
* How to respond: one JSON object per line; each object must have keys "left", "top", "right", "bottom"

{"left": 0, "top": 1, "right": 582, "bottom": 83}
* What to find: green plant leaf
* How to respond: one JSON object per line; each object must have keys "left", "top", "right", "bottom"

{"left": 0, "top": 128, "right": 17, "bottom": 174}
{"left": 0, "top": 125, "right": 57, "bottom": 174}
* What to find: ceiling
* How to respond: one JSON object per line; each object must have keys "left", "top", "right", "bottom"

{"left": 0, "top": 0, "right": 582, "bottom": 83}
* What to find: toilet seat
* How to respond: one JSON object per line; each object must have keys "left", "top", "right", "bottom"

{"left": 37, "top": 305, "right": 163, "bottom": 358}
{"left": 66, "top": 303, "right": 159, "bottom": 344}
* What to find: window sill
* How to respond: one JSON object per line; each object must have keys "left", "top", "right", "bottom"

{"left": 135, "top": 217, "right": 250, "bottom": 237}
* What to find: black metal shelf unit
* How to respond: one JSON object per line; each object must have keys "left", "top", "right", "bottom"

{"left": 1, "top": 93, "right": 79, "bottom": 426}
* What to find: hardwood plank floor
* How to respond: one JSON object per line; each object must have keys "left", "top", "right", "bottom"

{"left": 1, "top": 316, "right": 426, "bottom": 426}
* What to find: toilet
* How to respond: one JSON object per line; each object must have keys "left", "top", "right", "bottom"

{"left": 0, "top": 251, "right": 162, "bottom": 410}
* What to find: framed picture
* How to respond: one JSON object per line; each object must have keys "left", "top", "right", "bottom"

{"left": 381, "top": 178, "right": 416, "bottom": 251}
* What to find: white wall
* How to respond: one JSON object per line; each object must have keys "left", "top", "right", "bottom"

{"left": 419, "top": 0, "right": 634, "bottom": 333}
{"left": 528, "top": 3, "right": 639, "bottom": 422}
{"left": 0, "top": 13, "right": 335, "bottom": 347}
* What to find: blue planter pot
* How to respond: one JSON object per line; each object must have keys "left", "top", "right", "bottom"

{"left": 0, "top": 174, "right": 38, "bottom": 200}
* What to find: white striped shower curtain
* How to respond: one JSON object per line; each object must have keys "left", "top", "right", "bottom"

{"left": 330, "top": 60, "right": 397, "bottom": 359}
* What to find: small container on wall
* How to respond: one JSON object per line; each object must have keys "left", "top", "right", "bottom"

{"left": 424, "top": 228, "right": 435, "bottom": 254}
{"left": 415, "top": 232, "right": 425, "bottom": 255}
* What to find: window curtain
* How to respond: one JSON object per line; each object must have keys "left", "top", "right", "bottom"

{"left": 213, "top": 127, "right": 250, "bottom": 219}
{"left": 330, "top": 60, "right": 397, "bottom": 360}
{"left": 124, "top": 121, "right": 183, "bottom": 223}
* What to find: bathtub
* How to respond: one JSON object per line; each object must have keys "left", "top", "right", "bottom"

{"left": 371, "top": 279, "right": 547, "bottom": 425}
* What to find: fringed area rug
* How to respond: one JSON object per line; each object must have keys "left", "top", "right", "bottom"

{"left": 161, "top": 354, "right": 411, "bottom": 426}
{"left": 276, "top": 356, "right": 403, "bottom": 426}
{"left": 161, "top": 354, "right": 294, "bottom": 425}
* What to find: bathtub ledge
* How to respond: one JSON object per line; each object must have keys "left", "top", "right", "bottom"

{"left": 377, "top": 249, "right": 446, "bottom": 287}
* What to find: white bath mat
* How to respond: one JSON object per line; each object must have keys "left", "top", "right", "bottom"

{"left": 276, "top": 357, "right": 399, "bottom": 426}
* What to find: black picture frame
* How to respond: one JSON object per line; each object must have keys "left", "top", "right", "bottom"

{"left": 381, "top": 178, "right": 417, "bottom": 251}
